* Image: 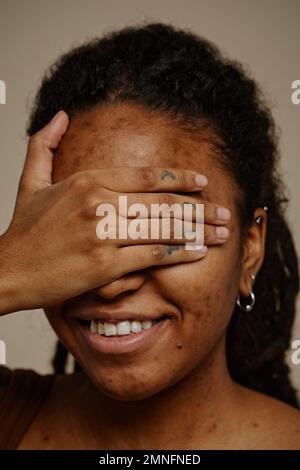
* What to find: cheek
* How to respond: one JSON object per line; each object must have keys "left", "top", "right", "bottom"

{"left": 44, "top": 305, "right": 78, "bottom": 354}
{"left": 152, "top": 243, "right": 241, "bottom": 353}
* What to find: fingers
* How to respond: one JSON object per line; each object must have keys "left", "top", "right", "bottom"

{"left": 97, "top": 217, "right": 205, "bottom": 246}
{"left": 197, "top": 200, "right": 231, "bottom": 225}
{"left": 87, "top": 167, "right": 208, "bottom": 193}
{"left": 101, "top": 218, "right": 229, "bottom": 247}
{"left": 117, "top": 243, "right": 208, "bottom": 274}
{"left": 19, "top": 110, "right": 69, "bottom": 195}
{"left": 120, "top": 192, "right": 231, "bottom": 225}
{"left": 203, "top": 224, "right": 230, "bottom": 244}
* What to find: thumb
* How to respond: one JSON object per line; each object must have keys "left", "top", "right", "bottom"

{"left": 19, "top": 110, "right": 69, "bottom": 194}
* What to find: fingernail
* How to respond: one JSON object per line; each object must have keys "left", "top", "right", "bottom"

{"left": 195, "top": 174, "right": 208, "bottom": 187}
{"left": 216, "top": 226, "right": 230, "bottom": 239}
{"left": 216, "top": 207, "right": 231, "bottom": 221}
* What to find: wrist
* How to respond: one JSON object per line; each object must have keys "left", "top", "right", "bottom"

{"left": 0, "top": 274, "right": 21, "bottom": 315}
{"left": 0, "top": 233, "right": 22, "bottom": 315}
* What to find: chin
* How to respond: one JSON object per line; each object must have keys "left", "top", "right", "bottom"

{"left": 84, "top": 367, "right": 168, "bottom": 401}
{"left": 76, "top": 353, "right": 183, "bottom": 401}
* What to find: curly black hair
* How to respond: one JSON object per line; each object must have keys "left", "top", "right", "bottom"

{"left": 27, "top": 22, "right": 299, "bottom": 407}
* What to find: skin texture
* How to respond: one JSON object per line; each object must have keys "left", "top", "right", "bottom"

{"left": 17, "top": 102, "right": 300, "bottom": 449}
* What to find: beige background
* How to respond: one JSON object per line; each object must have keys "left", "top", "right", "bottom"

{"left": 0, "top": 0, "right": 299, "bottom": 390}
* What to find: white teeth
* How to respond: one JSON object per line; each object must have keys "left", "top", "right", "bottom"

{"left": 117, "top": 321, "right": 131, "bottom": 335}
{"left": 89, "top": 319, "right": 157, "bottom": 336}
{"left": 90, "top": 320, "right": 98, "bottom": 333}
{"left": 104, "top": 322, "right": 117, "bottom": 336}
{"left": 131, "top": 321, "right": 142, "bottom": 333}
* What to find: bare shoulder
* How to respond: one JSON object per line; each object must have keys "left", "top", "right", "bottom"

{"left": 239, "top": 385, "right": 300, "bottom": 449}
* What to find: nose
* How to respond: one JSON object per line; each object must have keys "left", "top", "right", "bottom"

{"left": 94, "top": 272, "right": 147, "bottom": 300}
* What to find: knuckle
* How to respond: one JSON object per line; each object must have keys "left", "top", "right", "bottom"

{"left": 87, "top": 241, "right": 110, "bottom": 266}
{"left": 149, "top": 245, "right": 165, "bottom": 261}
{"left": 83, "top": 195, "right": 100, "bottom": 218}
{"left": 69, "top": 173, "right": 92, "bottom": 192}
{"left": 179, "top": 171, "right": 188, "bottom": 188}
{"left": 137, "top": 168, "right": 156, "bottom": 189}
{"left": 92, "top": 244, "right": 107, "bottom": 263}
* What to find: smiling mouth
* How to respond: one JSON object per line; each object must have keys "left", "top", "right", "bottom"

{"left": 77, "top": 315, "right": 171, "bottom": 355}
{"left": 83, "top": 318, "right": 166, "bottom": 337}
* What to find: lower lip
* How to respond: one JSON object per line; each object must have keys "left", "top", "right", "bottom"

{"left": 78, "top": 319, "right": 171, "bottom": 355}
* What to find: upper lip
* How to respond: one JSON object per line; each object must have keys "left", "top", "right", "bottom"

{"left": 70, "top": 310, "right": 170, "bottom": 323}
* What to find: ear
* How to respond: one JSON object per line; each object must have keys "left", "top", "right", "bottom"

{"left": 239, "top": 207, "right": 267, "bottom": 296}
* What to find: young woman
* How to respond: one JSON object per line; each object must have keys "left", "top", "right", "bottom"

{"left": 0, "top": 22, "right": 299, "bottom": 449}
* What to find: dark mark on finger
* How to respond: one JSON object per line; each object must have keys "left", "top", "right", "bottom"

{"left": 166, "top": 245, "right": 181, "bottom": 255}
{"left": 160, "top": 170, "right": 176, "bottom": 180}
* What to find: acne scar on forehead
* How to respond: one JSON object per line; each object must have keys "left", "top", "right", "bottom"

{"left": 53, "top": 103, "right": 237, "bottom": 213}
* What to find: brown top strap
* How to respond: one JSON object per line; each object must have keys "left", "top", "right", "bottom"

{"left": 0, "top": 366, "right": 55, "bottom": 450}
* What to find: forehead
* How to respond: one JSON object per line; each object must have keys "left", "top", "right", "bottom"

{"left": 53, "top": 102, "right": 223, "bottom": 183}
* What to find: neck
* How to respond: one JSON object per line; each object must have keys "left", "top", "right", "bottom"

{"left": 74, "top": 338, "right": 242, "bottom": 448}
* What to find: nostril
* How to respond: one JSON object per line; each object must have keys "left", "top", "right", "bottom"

{"left": 94, "top": 273, "right": 147, "bottom": 300}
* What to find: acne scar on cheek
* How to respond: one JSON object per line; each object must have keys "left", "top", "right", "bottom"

{"left": 207, "top": 422, "right": 218, "bottom": 433}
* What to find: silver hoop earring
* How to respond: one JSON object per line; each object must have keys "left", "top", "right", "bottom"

{"left": 236, "top": 291, "right": 255, "bottom": 312}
